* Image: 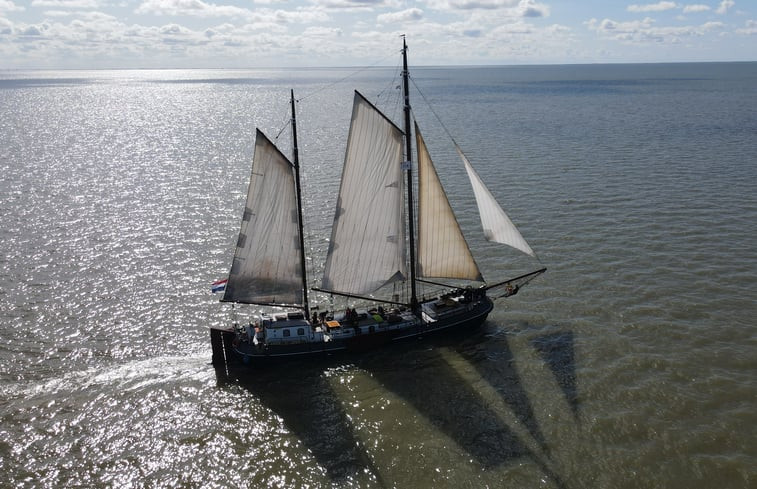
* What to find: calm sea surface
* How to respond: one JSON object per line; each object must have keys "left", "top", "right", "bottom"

{"left": 1, "top": 62, "right": 756, "bottom": 488}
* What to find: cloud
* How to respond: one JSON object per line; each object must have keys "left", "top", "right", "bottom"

{"left": 301, "top": 25, "right": 342, "bottom": 37}
{"left": 31, "top": 0, "right": 100, "bottom": 7}
{"left": 135, "top": 0, "right": 328, "bottom": 26}
{"left": 587, "top": 16, "right": 653, "bottom": 36}
{"left": 0, "top": 0, "right": 24, "bottom": 12}
{"left": 715, "top": 0, "right": 734, "bottom": 15}
{"left": 261, "top": 8, "right": 330, "bottom": 24}
{"left": 377, "top": 7, "right": 423, "bottom": 24}
{"left": 682, "top": 4, "right": 710, "bottom": 13}
{"left": 0, "top": 12, "right": 597, "bottom": 68}
{"left": 310, "top": 0, "right": 401, "bottom": 10}
{"left": 627, "top": 1, "right": 677, "bottom": 13}
{"left": 0, "top": 12, "right": 298, "bottom": 67}
{"left": 0, "top": 16, "right": 13, "bottom": 33}
{"left": 41, "top": 9, "right": 116, "bottom": 18}
{"left": 423, "top": 0, "right": 519, "bottom": 12}
{"left": 519, "top": 0, "right": 548, "bottom": 17}
{"left": 42, "top": 9, "right": 74, "bottom": 16}
{"left": 736, "top": 19, "right": 757, "bottom": 34}
{"left": 490, "top": 20, "right": 534, "bottom": 34}
{"left": 20, "top": 24, "right": 46, "bottom": 35}
{"left": 421, "top": 0, "right": 546, "bottom": 17}
{"left": 159, "top": 23, "right": 190, "bottom": 35}
{"left": 586, "top": 16, "right": 724, "bottom": 43}
{"left": 135, "top": 0, "right": 253, "bottom": 17}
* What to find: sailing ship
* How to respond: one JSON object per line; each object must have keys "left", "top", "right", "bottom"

{"left": 210, "top": 38, "right": 545, "bottom": 367}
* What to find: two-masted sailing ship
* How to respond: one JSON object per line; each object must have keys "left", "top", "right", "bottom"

{"left": 210, "top": 39, "right": 545, "bottom": 367}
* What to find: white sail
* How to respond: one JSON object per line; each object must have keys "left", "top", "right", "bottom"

{"left": 458, "top": 147, "right": 536, "bottom": 258}
{"left": 223, "top": 129, "right": 304, "bottom": 305}
{"left": 321, "top": 92, "right": 406, "bottom": 295}
{"left": 417, "top": 124, "right": 483, "bottom": 281}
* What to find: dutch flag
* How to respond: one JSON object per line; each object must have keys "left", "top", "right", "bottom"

{"left": 211, "top": 279, "right": 228, "bottom": 293}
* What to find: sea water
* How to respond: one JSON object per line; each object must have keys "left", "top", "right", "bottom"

{"left": 1, "top": 62, "right": 756, "bottom": 488}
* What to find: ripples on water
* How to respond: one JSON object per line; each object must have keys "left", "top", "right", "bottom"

{"left": 1, "top": 64, "right": 755, "bottom": 488}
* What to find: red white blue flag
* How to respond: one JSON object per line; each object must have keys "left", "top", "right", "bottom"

{"left": 211, "top": 279, "right": 227, "bottom": 293}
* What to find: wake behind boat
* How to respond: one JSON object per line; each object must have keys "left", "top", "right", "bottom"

{"left": 210, "top": 38, "right": 545, "bottom": 368}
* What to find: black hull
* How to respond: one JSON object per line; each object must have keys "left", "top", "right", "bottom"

{"left": 211, "top": 297, "right": 493, "bottom": 369}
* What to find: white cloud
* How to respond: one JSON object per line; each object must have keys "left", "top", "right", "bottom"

{"left": 464, "top": 20, "right": 575, "bottom": 61}
{"left": 20, "top": 24, "right": 47, "bottom": 36}
{"left": 518, "top": 0, "right": 548, "bottom": 18}
{"left": 423, "top": 0, "right": 518, "bottom": 12}
{"left": 587, "top": 16, "right": 654, "bottom": 36}
{"left": 134, "top": 0, "right": 328, "bottom": 26}
{"left": 263, "top": 8, "right": 330, "bottom": 24}
{"left": 42, "top": 9, "right": 116, "bottom": 19}
{"left": 682, "top": 4, "right": 710, "bottom": 13}
{"left": 587, "top": 16, "right": 725, "bottom": 43}
{"left": 0, "top": 0, "right": 24, "bottom": 12}
{"left": 310, "top": 0, "right": 401, "bottom": 10}
{"left": 377, "top": 7, "right": 423, "bottom": 24}
{"left": 135, "top": 0, "right": 253, "bottom": 18}
{"left": 0, "top": 16, "right": 13, "bottom": 33}
{"left": 421, "top": 0, "right": 546, "bottom": 18}
{"left": 699, "top": 21, "right": 724, "bottom": 30}
{"left": 159, "top": 23, "right": 191, "bottom": 35}
{"left": 0, "top": 13, "right": 271, "bottom": 67}
{"left": 490, "top": 20, "right": 533, "bottom": 34}
{"left": 736, "top": 19, "right": 757, "bottom": 34}
{"left": 42, "top": 10, "right": 73, "bottom": 16}
{"left": 715, "top": 0, "right": 734, "bottom": 15}
{"left": 31, "top": 0, "right": 100, "bottom": 7}
{"left": 301, "top": 25, "right": 342, "bottom": 37}
{"left": 627, "top": 1, "right": 677, "bottom": 13}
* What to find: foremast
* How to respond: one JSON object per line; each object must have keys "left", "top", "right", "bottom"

{"left": 291, "top": 89, "right": 310, "bottom": 315}
{"left": 221, "top": 90, "right": 309, "bottom": 311}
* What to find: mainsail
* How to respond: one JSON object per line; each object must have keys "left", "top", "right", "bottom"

{"left": 458, "top": 147, "right": 536, "bottom": 258}
{"left": 416, "top": 123, "right": 483, "bottom": 281}
{"left": 223, "top": 129, "right": 304, "bottom": 306}
{"left": 321, "top": 92, "right": 407, "bottom": 296}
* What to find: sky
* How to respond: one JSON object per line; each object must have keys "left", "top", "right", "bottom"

{"left": 0, "top": 0, "right": 755, "bottom": 68}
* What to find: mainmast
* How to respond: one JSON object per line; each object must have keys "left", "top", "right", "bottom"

{"left": 402, "top": 36, "right": 419, "bottom": 312}
{"left": 291, "top": 89, "right": 310, "bottom": 315}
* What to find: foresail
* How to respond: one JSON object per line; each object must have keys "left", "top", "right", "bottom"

{"left": 458, "top": 147, "right": 536, "bottom": 258}
{"left": 417, "top": 124, "right": 483, "bottom": 281}
{"left": 223, "top": 129, "right": 304, "bottom": 306}
{"left": 321, "top": 92, "right": 407, "bottom": 296}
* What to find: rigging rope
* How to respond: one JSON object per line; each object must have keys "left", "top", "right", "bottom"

{"left": 409, "top": 75, "right": 461, "bottom": 148}
{"left": 297, "top": 48, "right": 400, "bottom": 102}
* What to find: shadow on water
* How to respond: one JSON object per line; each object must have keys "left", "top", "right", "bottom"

{"left": 213, "top": 322, "right": 577, "bottom": 488}
{"left": 359, "top": 343, "right": 531, "bottom": 467}
{"left": 451, "top": 330, "right": 550, "bottom": 452}
{"left": 530, "top": 331, "right": 580, "bottom": 421}
{"left": 355, "top": 330, "right": 569, "bottom": 489}
{"left": 215, "top": 363, "right": 385, "bottom": 486}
